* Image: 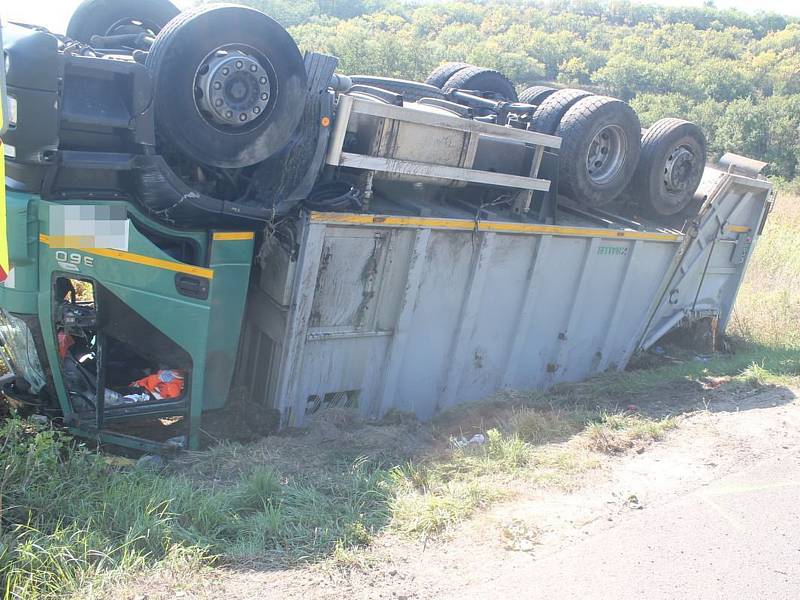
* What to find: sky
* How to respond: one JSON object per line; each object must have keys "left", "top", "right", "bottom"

{"left": 1, "top": 0, "right": 799, "bottom": 34}
{"left": 1, "top": 0, "right": 193, "bottom": 34}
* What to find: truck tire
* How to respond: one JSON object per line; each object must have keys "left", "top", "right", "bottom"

{"left": 67, "top": 0, "right": 179, "bottom": 43}
{"left": 529, "top": 88, "right": 592, "bottom": 135}
{"left": 442, "top": 66, "right": 518, "bottom": 101}
{"left": 556, "top": 96, "right": 641, "bottom": 206}
{"left": 146, "top": 4, "right": 307, "bottom": 169}
{"left": 425, "top": 62, "right": 472, "bottom": 88}
{"left": 349, "top": 76, "right": 445, "bottom": 102}
{"left": 632, "top": 118, "right": 707, "bottom": 217}
{"left": 518, "top": 85, "right": 557, "bottom": 105}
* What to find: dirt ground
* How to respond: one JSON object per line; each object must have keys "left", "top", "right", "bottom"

{"left": 116, "top": 376, "right": 800, "bottom": 599}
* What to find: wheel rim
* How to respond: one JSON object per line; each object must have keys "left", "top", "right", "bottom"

{"left": 586, "top": 124, "right": 627, "bottom": 185}
{"left": 663, "top": 144, "right": 697, "bottom": 195}
{"left": 193, "top": 45, "right": 275, "bottom": 131}
{"left": 105, "top": 17, "right": 164, "bottom": 38}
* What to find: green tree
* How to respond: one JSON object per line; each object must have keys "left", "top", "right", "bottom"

{"left": 243, "top": 0, "right": 800, "bottom": 179}
{"left": 630, "top": 93, "right": 696, "bottom": 127}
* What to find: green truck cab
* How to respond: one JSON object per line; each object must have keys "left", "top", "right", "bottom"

{"left": 0, "top": 2, "right": 327, "bottom": 452}
{"left": 0, "top": 192, "right": 254, "bottom": 450}
{"left": 0, "top": 15, "right": 254, "bottom": 451}
{"left": 0, "top": 99, "right": 254, "bottom": 449}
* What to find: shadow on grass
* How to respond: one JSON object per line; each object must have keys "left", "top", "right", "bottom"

{"left": 427, "top": 341, "right": 799, "bottom": 439}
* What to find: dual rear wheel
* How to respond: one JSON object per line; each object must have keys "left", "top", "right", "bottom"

{"left": 633, "top": 118, "right": 707, "bottom": 217}
{"left": 426, "top": 61, "right": 707, "bottom": 215}
{"left": 556, "top": 96, "right": 641, "bottom": 207}
{"left": 554, "top": 101, "right": 705, "bottom": 213}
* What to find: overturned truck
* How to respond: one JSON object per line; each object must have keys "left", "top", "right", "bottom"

{"left": 0, "top": 2, "right": 773, "bottom": 451}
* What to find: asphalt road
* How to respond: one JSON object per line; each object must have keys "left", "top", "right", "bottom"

{"left": 476, "top": 451, "right": 800, "bottom": 599}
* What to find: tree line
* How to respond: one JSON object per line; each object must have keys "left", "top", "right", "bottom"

{"left": 234, "top": 0, "right": 800, "bottom": 179}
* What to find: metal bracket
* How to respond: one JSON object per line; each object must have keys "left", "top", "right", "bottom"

{"left": 326, "top": 94, "right": 560, "bottom": 193}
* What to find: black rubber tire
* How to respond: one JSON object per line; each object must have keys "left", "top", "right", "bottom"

{"left": 349, "top": 76, "right": 445, "bottom": 102}
{"left": 67, "top": 0, "right": 179, "bottom": 43}
{"left": 529, "top": 88, "right": 592, "bottom": 135}
{"left": 518, "top": 85, "right": 557, "bottom": 105}
{"left": 146, "top": 4, "right": 307, "bottom": 169}
{"left": 425, "top": 62, "right": 472, "bottom": 88}
{"left": 442, "top": 66, "right": 518, "bottom": 101}
{"left": 556, "top": 96, "right": 642, "bottom": 207}
{"left": 632, "top": 118, "right": 707, "bottom": 217}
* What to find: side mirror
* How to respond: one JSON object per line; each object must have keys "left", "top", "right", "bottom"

{"left": 0, "top": 18, "right": 8, "bottom": 135}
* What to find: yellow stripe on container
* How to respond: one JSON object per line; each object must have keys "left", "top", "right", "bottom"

{"left": 309, "top": 212, "right": 682, "bottom": 243}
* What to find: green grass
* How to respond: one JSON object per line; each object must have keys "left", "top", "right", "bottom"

{"left": 630, "top": 345, "right": 796, "bottom": 388}
{"left": 0, "top": 419, "right": 397, "bottom": 598}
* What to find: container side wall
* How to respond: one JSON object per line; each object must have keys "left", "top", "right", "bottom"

{"left": 256, "top": 215, "right": 686, "bottom": 425}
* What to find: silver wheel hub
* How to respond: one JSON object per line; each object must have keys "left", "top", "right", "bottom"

{"left": 106, "top": 18, "right": 161, "bottom": 37}
{"left": 664, "top": 146, "right": 696, "bottom": 193}
{"left": 586, "top": 125, "right": 626, "bottom": 185}
{"left": 195, "top": 50, "right": 271, "bottom": 128}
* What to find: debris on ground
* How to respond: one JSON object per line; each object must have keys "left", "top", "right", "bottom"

{"left": 451, "top": 433, "right": 487, "bottom": 449}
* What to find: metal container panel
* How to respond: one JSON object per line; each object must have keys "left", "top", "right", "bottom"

{"left": 240, "top": 217, "right": 679, "bottom": 426}
{"left": 236, "top": 169, "right": 771, "bottom": 427}
{"left": 638, "top": 169, "right": 772, "bottom": 349}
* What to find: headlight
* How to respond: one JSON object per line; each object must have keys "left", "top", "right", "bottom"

{"left": 7, "top": 96, "right": 16, "bottom": 128}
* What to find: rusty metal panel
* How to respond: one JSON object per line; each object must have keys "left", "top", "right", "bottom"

{"left": 309, "top": 229, "right": 388, "bottom": 332}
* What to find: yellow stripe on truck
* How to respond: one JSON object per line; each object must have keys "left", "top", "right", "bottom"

{"left": 1, "top": 18, "right": 11, "bottom": 281}
{"left": 39, "top": 234, "right": 214, "bottom": 279}
{"left": 212, "top": 231, "right": 255, "bottom": 241}
{"left": 0, "top": 139, "right": 8, "bottom": 281}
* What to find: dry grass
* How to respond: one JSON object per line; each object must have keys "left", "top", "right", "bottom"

{"left": 729, "top": 193, "right": 800, "bottom": 349}
{"left": 511, "top": 406, "right": 592, "bottom": 445}
{"left": 165, "top": 396, "right": 672, "bottom": 545}
{"left": 585, "top": 413, "right": 678, "bottom": 453}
